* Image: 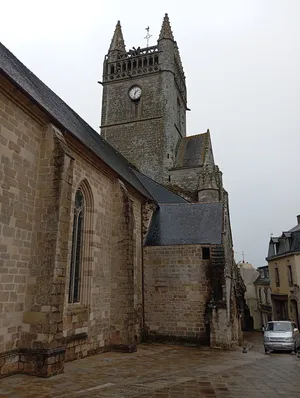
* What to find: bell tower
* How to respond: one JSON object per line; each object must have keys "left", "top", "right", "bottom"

{"left": 100, "top": 14, "right": 187, "bottom": 185}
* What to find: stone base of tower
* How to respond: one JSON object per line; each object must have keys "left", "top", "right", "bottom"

{"left": 0, "top": 347, "right": 65, "bottom": 379}
{"left": 209, "top": 306, "right": 241, "bottom": 350}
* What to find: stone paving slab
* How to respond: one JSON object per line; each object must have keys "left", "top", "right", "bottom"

{"left": 0, "top": 342, "right": 300, "bottom": 397}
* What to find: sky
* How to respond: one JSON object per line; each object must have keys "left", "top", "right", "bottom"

{"left": 1, "top": 0, "right": 300, "bottom": 267}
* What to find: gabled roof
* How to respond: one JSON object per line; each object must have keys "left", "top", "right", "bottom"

{"left": 0, "top": 42, "right": 152, "bottom": 200}
{"left": 145, "top": 202, "right": 223, "bottom": 246}
{"left": 132, "top": 170, "right": 187, "bottom": 204}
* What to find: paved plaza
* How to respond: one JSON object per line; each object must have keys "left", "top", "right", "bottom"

{"left": 1, "top": 334, "right": 300, "bottom": 397}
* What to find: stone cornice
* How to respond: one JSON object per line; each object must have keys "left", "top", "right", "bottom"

{"left": 0, "top": 73, "right": 49, "bottom": 125}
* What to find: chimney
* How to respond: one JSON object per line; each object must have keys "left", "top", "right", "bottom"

{"left": 297, "top": 215, "right": 300, "bottom": 225}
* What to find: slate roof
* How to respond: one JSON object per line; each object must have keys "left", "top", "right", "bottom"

{"left": 132, "top": 170, "right": 187, "bottom": 204}
{"left": 267, "top": 231, "right": 300, "bottom": 259}
{"left": 288, "top": 224, "right": 300, "bottom": 233}
{"left": 145, "top": 202, "right": 223, "bottom": 246}
{"left": 254, "top": 277, "right": 270, "bottom": 285}
{"left": 174, "top": 133, "right": 208, "bottom": 168}
{"left": 254, "top": 267, "right": 270, "bottom": 285}
{"left": 0, "top": 42, "right": 152, "bottom": 199}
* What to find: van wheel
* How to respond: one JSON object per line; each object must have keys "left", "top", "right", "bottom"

{"left": 264, "top": 347, "right": 269, "bottom": 354}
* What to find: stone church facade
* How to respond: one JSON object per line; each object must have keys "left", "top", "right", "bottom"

{"left": 0, "top": 14, "right": 241, "bottom": 378}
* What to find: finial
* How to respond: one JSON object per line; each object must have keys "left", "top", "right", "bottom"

{"left": 144, "top": 26, "right": 152, "bottom": 47}
{"left": 108, "top": 20, "right": 126, "bottom": 53}
{"left": 159, "top": 13, "right": 174, "bottom": 41}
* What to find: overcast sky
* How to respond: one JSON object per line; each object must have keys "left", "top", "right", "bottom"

{"left": 1, "top": 0, "right": 300, "bottom": 266}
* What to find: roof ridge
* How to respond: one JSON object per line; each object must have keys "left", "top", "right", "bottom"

{"left": 0, "top": 43, "right": 99, "bottom": 140}
{"left": 159, "top": 202, "right": 222, "bottom": 206}
{"left": 0, "top": 41, "right": 152, "bottom": 200}
{"left": 0, "top": 43, "right": 115, "bottom": 153}
{"left": 132, "top": 169, "right": 187, "bottom": 204}
{"left": 183, "top": 132, "right": 209, "bottom": 139}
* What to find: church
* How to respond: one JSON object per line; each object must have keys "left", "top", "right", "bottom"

{"left": 0, "top": 14, "right": 241, "bottom": 378}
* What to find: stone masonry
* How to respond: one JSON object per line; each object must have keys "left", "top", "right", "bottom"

{"left": 144, "top": 245, "right": 211, "bottom": 345}
{"left": 0, "top": 83, "right": 45, "bottom": 376}
{"left": 0, "top": 68, "right": 144, "bottom": 377}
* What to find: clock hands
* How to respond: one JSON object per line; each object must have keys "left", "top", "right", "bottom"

{"left": 129, "top": 86, "right": 141, "bottom": 100}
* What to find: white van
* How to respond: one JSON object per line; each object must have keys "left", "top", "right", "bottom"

{"left": 264, "top": 321, "right": 300, "bottom": 353}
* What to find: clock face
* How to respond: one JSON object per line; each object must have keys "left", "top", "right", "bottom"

{"left": 129, "top": 86, "right": 142, "bottom": 101}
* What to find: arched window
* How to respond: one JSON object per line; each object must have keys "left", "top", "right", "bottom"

{"left": 68, "top": 189, "right": 85, "bottom": 303}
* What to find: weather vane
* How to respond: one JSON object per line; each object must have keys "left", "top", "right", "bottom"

{"left": 144, "top": 26, "right": 152, "bottom": 47}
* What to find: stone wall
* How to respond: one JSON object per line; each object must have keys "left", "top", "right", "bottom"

{"left": 0, "top": 80, "right": 76, "bottom": 376}
{"left": 168, "top": 165, "right": 223, "bottom": 203}
{"left": 19, "top": 123, "right": 73, "bottom": 377}
{"left": 209, "top": 195, "right": 241, "bottom": 348}
{"left": 102, "top": 117, "right": 164, "bottom": 183}
{"left": 143, "top": 245, "right": 212, "bottom": 344}
{"left": 0, "top": 78, "right": 145, "bottom": 377}
{"left": 168, "top": 167, "right": 202, "bottom": 201}
{"left": 62, "top": 146, "right": 114, "bottom": 359}
{"left": 62, "top": 140, "right": 144, "bottom": 359}
{"left": 0, "top": 88, "right": 44, "bottom": 376}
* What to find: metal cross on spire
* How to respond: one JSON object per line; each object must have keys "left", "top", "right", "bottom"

{"left": 241, "top": 251, "right": 245, "bottom": 263}
{"left": 144, "top": 26, "right": 152, "bottom": 47}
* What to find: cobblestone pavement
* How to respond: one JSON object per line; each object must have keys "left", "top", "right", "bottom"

{"left": 1, "top": 334, "right": 300, "bottom": 397}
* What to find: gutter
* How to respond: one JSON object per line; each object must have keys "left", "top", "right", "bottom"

{"left": 0, "top": 67, "right": 153, "bottom": 201}
{"left": 266, "top": 251, "right": 300, "bottom": 261}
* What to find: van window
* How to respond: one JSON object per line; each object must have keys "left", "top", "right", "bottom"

{"left": 266, "top": 322, "right": 292, "bottom": 332}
